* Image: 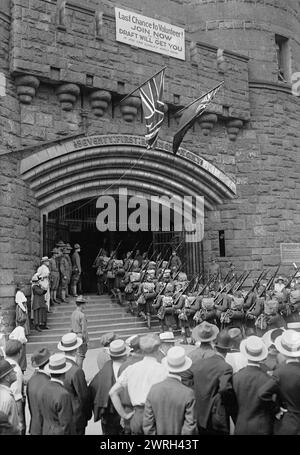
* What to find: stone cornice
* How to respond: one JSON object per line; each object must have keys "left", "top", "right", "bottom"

{"left": 249, "top": 79, "right": 293, "bottom": 95}
{"left": 189, "top": 40, "right": 249, "bottom": 63}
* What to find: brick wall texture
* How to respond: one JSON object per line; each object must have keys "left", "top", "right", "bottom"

{"left": 0, "top": 0, "right": 300, "bottom": 330}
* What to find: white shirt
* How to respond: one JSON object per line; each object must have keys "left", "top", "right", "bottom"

{"left": 15, "top": 291, "right": 27, "bottom": 313}
{"left": 225, "top": 352, "right": 248, "bottom": 374}
{"left": 9, "top": 326, "right": 27, "bottom": 345}
{"left": 116, "top": 355, "right": 168, "bottom": 406}
{"left": 5, "top": 358, "right": 24, "bottom": 402}
{"left": 0, "top": 384, "right": 20, "bottom": 431}
{"left": 112, "top": 360, "right": 123, "bottom": 380}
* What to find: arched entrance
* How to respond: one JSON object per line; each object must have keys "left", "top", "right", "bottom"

{"left": 19, "top": 134, "right": 236, "bottom": 290}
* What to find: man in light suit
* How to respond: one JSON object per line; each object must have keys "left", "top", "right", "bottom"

{"left": 143, "top": 346, "right": 196, "bottom": 435}
{"left": 26, "top": 348, "right": 51, "bottom": 435}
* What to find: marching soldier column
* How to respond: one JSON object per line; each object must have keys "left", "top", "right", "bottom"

{"left": 91, "top": 243, "right": 300, "bottom": 342}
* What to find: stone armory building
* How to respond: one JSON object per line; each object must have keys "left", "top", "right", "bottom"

{"left": 0, "top": 0, "right": 300, "bottom": 331}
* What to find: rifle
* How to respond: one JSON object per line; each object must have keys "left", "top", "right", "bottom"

{"left": 232, "top": 270, "right": 251, "bottom": 293}
{"left": 223, "top": 263, "right": 234, "bottom": 284}
{"left": 283, "top": 263, "right": 298, "bottom": 290}
{"left": 167, "top": 238, "right": 184, "bottom": 269}
{"left": 196, "top": 274, "right": 215, "bottom": 297}
{"left": 244, "top": 269, "right": 268, "bottom": 302}
{"left": 172, "top": 274, "right": 197, "bottom": 306}
{"left": 92, "top": 247, "right": 105, "bottom": 268}
{"left": 103, "top": 240, "right": 122, "bottom": 271}
{"left": 259, "top": 265, "right": 280, "bottom": 297}
{"left": 214, "top": 275, "right": 236, "bottom": 305}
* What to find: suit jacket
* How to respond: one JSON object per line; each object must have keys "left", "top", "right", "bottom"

{"left": 191, "top": 353, "right": 233, "bottom": 431}
{"left": 231, "top": 365, "right": 275, "bottom": 435}
{"left": 143, "top": 376, "right": 196, "bottom": 435}
{"left": 88, "top": 360, "right": 117, "bottom": 422}
{"left": 259, "top": 361, "right": 300, "bottom": 435}
{"left": 39, "top": 380, "right": 75, "bottom": 435}
{"left": 26, "top": 370, "right": 50, "bottom": 435}
{"left": 64, "top": 358, "right": 90, "bottom": 432}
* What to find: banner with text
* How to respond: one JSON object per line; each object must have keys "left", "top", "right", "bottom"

{"left": 115, "top": 8, "right": 185, "bottom": 60}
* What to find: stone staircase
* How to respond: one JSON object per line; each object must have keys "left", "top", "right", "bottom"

{"left": 26, "top": 294, "right": 161, "bottom": 354}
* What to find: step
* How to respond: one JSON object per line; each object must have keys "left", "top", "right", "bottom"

{"left": 46, "top": 313, "right": 135, "bottom": 325}
{"left": 26, "top": 325, "right": 169, "bottom": 354}
{"left": 28, "top": 320, "right": 161, "bottom": 341}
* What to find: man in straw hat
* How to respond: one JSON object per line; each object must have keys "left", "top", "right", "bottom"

{"left": 26, "top": 348, "right": 51, "bottom": 435}
{"left": 0, "top": 359, "right": 20, "bottom": 434}
{"left": 189, "top": 322, "right": 219, "bottom": 363}
{"left": 191, "top": 329, "right": 233, "bottom": 434}
{"left": 259, "top": 329, "right": 300, "bottom": 434}
{"left": 89, "top": 339, "right": 130, "bottom": 435}
{"left": 229, "top": 336, "right": 275, "bottom": 434}
{"left": 57, "top": 333, "right": 90, "bottom": 434}
{"left": 70, "top": 295, "right": 89, "bottom": 368}
{"left": 39, "top": 353, "right": 75, "bottom": 435}
{"left": 109, "top": 334, "right": 168, "bottom": 434}
{"left": 143, "top": 346, "right": 196, "bottom": 435}
{"left": 37, "top": 256, "right": 51, "bottom": 311}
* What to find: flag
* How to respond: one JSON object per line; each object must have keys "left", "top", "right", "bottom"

{"left": 139, "top": 68, "right": 165, "bottom": 150}
{"left": 172, "top": 81, "right": 224, "bottom": 154}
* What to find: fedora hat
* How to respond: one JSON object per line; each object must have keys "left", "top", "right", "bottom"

{"left": 74, "top": 243, "right": 80, "bottom": 249}
{"left": 57, "top": 333, "right": 83, "bottom": 352}
{"left": 75, "top": 295, "right": 87, "bottom": 305}
{"left": 0, "top": 359, "right": 14, "bottom": 380}
{"left": 31, "top": 348, "right": 51, "bottom": 368}
{"left": 66, "top": 243, "right": 72, "bottom": 250}
{"left": 56, "top": 240, "right": 66, "bottom": 247}
{"left": 240, "top": 336, "right": 268, "bottom": 362}
{"left": 159, "top": 332, "right": 175, "bottom": 343}
{"left": 162, "top": 346, "right": 192, "bottom": 373}
{"left": 45, "top": 353, "right": 72, "bottom": 375}
{"left": 109, "top": 339, "right": 130, "bottom": 358}
{"left": 214, "top": 330, "right": 233, "bottom": 351}
{"left": 139, "top": 334, "right": 161, "bottom": 354}
{"left": 275, "top": 330, "right": 300, "bottom": 358}
{"left": 51, "top": 247, "right": 59, "bottom": 254}
{"left": 192, "top": 322, "right": 219, "bottom": 343}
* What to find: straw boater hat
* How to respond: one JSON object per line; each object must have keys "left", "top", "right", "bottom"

{"left": 159, "top": 332, "right": 175, "bottom": 343}
{"left": 240, "top": 336, "right": 268, "bottom": 362}
{"left": 31, "top": 273, "right": 40, "bottom": 283}
{"left": 287, "top": 322, "right": 300, "bottom": 332}
{"left": 262, "top": 328, "right": 286, "bottom": 349}
{"left": 0, "top": 359, "right": 14, "bottom": 380}
{"left": 75, "top": 295, "right": 87, "bottom": 305}
{"left": 41, "top": 256, "right": 49, "bottom": 263}
{"left": 139, "top": 334, "right": 161, "bottom": 354}
{"left": 57, "top": 333, "right": 83, "bottom": 352}
{"left": 108, "top": 339, "right": 130, "bottom": 358}
{"left": 31, "top": 348, "right": 51, "bottom": 368}
{"left": 45, "top": 353, "right": 72, "bottom": 375}
{"left": 275, "top": 330, "right": 300, "bottom": 358}
{"left": 162, "top": 346, "right": 192, "bottom": 373}
{"left": 192, "top": 322, "right": 219, "bottom": 343}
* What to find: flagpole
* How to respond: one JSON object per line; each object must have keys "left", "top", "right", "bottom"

{"left": 116, "top": 66, "right": 167, "bottom": 106}
{"left": 171, "top": 81, "right": 224, "bottom": 118}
